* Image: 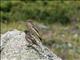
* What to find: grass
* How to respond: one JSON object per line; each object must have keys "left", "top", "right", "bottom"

{"left": 1, "top": 21, "right": 80, "bottom": 60}
{"left": 1, "top": 21, "right": 26, "bottom": 34}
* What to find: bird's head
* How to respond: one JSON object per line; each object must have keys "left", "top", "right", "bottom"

{"left": 26, "top": 19, "right": 33, "bottom": 27}
{"left": 27, "top": 19, "right": 33, "bottom": 23}
{"left": 26, "top": 19, "right": 32, "bottom": 24}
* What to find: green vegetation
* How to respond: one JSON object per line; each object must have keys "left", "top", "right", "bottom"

{"left": 0, "top": 0, "right": 80, "bottom": 24}
{"left": 0, "top": 0, "right": 80, "bottom": 60}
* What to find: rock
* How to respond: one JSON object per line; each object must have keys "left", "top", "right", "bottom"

{"left": 1, "top": 29, "right": 62, "bottom": 60}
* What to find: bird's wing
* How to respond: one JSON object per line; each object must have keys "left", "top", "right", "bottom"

{"left": 32, "top": 25, "right": 40, "bottom": 35}
{"left": 32, "top": 26, "right": 42, "bottom": 41}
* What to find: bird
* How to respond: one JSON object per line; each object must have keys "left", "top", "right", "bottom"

{"left": 24, "top": 30, "right": 40, "bottom": 47}
{"left": 26, "top": 20, "right": 42, "bottom": 41}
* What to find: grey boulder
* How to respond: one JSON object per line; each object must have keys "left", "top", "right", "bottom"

{"left": 0, "top": 29, "right": 62, "bottom": 60}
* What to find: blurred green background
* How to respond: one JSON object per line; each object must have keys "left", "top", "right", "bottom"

{"left": 0, "top": 0, "right": 80, "bottom": 60}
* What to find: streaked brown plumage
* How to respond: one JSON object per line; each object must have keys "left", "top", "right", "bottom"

{"left": 24, "top": 31, "right": 40, "bottom": 46}
{"left": 26, "top": 20, "right": 42, "bottom": 41}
